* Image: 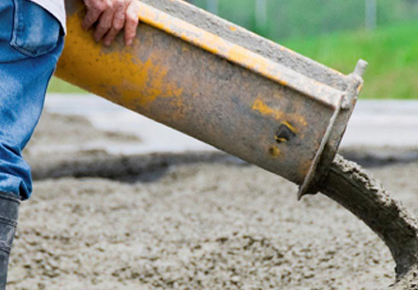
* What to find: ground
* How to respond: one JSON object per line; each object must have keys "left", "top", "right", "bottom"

{"left": 6, "top": 112, "right": 418, "bottom": 290}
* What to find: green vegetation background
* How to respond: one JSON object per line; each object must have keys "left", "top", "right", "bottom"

{"left": 49, "top": 0, "right": 418, "bottom": 99}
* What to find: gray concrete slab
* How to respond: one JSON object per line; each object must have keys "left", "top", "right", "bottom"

{"left": 342, "top": 100, "right": 418, "bottom": 148}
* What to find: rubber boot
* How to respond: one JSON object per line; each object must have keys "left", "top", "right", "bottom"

{"left": 0, "top": 192, "right": 20, "bottom": 290}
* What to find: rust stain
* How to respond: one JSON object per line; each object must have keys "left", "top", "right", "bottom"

{"left": 282, "top": 121, "right": 296, "bottom": 133}
{"left": 251, "top": 99, "right": 307, "bottom": 127}
{"left": 269, "top": 146, "right": 281, "bottom": 158}
{"left": 56, "top": 10, "right": 184, "bottom": 115}
{"left": 299, "top": 159, "right": 313, "bottom": 177}
{"left": 252, "top": 99, "right": 284, "bottom": 120}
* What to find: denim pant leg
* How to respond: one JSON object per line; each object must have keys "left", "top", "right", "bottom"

{"left": 0, "top": 0, "right": 64, "bottom": 200}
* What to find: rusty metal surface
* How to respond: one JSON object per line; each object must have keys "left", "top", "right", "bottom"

{"left": 135, "top": 2, "right": 344, "bottom": 109}
{"left": 142, "top": 0, "right": 349, "bottom": 92}
{"left": 56, "top": 0, "right": 365, "bottom": 194}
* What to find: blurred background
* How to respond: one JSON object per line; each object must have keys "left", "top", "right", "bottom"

{"left": 50, "top": 0, "right": 418, "bottom": 99}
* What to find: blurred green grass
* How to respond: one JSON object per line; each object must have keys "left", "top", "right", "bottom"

{"left": 48, "top": 78, "right": 86, "bottom": 94}
{"left": 49, "top": 21, "right": 418, "bottom": 99}
{"left": 282, "top": 21, "right": 418, "bottom": 99}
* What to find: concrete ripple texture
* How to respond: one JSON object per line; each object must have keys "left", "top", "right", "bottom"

{"left": 6, "top": 105, "right": 418, "bottom": 289}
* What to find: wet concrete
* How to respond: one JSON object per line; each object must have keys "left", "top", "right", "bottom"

{"left": 11, "top": 109, "right": 418, "bottom": 289}
{"left": 11, "top": 163, "right": 406, "bottom": 290}
{"left": 320, "top": 155, "right": 418, "bottom": 283}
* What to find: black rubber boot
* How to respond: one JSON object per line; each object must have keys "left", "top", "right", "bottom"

{"left": 0, "top": 192, "right": 20, "bottom": 290}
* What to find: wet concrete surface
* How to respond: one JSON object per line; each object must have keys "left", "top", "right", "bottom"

{"left": 9, "top": 96, "right": 417, "bottom": 289}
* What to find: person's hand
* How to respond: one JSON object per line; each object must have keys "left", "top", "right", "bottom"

{"left": 82, "top": 0, "right": 140, "bottom": 46}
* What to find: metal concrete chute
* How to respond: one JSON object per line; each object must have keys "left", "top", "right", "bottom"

{"left": 56, "top": 0, "right": 366, "bottom": 198}
{"left": 56, "top": 0, "right": 418, "bottom": 286}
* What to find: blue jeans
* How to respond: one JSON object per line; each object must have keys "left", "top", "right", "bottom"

{"left": 0, "top": 0, "right": 64, "bottom": 200}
